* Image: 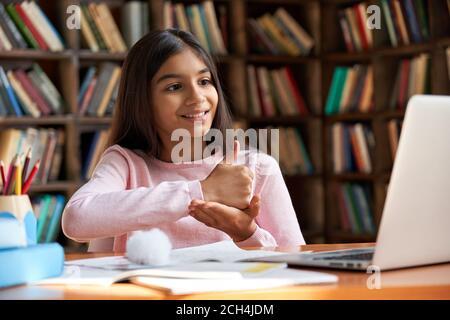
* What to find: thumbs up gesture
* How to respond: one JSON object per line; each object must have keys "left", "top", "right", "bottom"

{"left": 200, "top": 140, "right": 253, "bottom": 209}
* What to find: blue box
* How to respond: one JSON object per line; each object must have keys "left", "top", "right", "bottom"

{"left": 0, "top": 243, "right": 64, "bottom": 288}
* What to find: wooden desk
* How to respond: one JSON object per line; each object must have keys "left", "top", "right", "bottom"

{"left": 1, "top": 243, "right": 449, "bottom": 300}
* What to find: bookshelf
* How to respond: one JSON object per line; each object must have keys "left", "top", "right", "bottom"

{"left": 0, "top": 0, "right": 448, "bottom": 249}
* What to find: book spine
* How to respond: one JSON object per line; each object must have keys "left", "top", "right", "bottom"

{"left": 14, "top": 3, "right": 48, "bottom": 50}
{"left": 0, "top": 66, "right": 23, "bottom": 116}
{"left": 403, "top": 0, "right": 422, "bottom": 43}
{"left": 0, "top": 3, "right": 27, "bottom": 49}
{"left": 5, "top": 4, "right": 39, "bottom": 49}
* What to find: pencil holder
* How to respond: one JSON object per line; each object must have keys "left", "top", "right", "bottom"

{"left": 0, "top": 195, "right": 36, "bottom": 249}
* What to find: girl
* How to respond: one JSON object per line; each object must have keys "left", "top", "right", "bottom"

{"left": 62, "top": 29, "right": 305, "bottom": 252}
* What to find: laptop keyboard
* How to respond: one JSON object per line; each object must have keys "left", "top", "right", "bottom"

{"left": 314, "top": 252, "right": 374, "bottom": 261}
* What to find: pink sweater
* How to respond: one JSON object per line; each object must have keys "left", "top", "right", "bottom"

{"left": 62, "top": 144, "right": 305, "bottom": 252}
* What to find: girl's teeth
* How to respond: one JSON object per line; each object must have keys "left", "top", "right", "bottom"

{"left": 185, "top": 112, "right": 206, "bottom": 118}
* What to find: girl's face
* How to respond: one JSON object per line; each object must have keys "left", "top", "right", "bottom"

{"left": 150, "top": 48, "right": 218, "bottom": 150}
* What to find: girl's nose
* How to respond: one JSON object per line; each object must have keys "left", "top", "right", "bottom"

{"left": 185, "top": 85, "right": 205, "bottom": 106}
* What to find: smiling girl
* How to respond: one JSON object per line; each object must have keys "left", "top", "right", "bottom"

{"left": 62, "top": 29, "right": 305, "bottom": 252}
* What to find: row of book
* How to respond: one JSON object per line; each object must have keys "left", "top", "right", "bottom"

{"left": 334, "top": 183, "right": 376, "bottom": 235}
{"left": 339, "top": 0, "right": 430, "bottom": 52}
{"left": 81, "top": 130, "right": 110, "bottom": 180}
{"left": 120, "top": 1, "right": 150, "bottom": 48}
{"left": 332, "top": 123, "right": 375, "bottom": 174}
{"left": 0, "top": 1, "right": 64, "bottom": 51}
{"left": 163, "top": 0, "right": 227, "bottom": 55}
{"left": 387, "top": 119, "right": 403, "bottom": 162}
{"left": 248, "top": 8, "right": 314, "bottom": 56}
{"left": 80, "top": 2, "right": 127, "bottom": 53}
{"left": 246, "top": 65, "right": 309, "bottom": 117}
{"left": 78, "top": 63, "right": 121, "bottom": 117}
{"left": 325, "top": 65, "right": 374, "bottom": 115}
{"left": 0, "top": 64, "right": 65, "bottom": 117}
{"left": 0, "top": 128, "right": 64, "bottom": 185}
{"left": 389, "top": 53, "right": 430, "bottom": 111}
{"left": 272, "top": 127, "right": 314, "bottom": 175}
{"left": 338, "top": 2, "right": 374, "bottom": 52}
{"left": 379, "top": 0, "right": 429, "bottom": 47}
{"left": 32, "top": 194, "right": 66, "bottom": 244}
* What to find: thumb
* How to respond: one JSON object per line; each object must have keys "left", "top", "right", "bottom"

{"left": 247, "top": 195, "right": 260, "bottom": 219}
{"left": 222, "top": 139, "right": 240, "bottom": 165}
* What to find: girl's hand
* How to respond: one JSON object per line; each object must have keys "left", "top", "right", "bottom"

{"left": 188, "top": 195, "right": 260, "bottom": 242}
{"left": 200, "top": 140, "right": 253, "bottom": 210}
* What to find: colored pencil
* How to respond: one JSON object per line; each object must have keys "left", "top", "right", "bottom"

{"left": 0, "top": 160, "right": 5, "bottom": 189}
{"left": 22, "top": 160, "right": 40, "bottom": 194}
{"left": 15, "top": 156, "right": 22, "bottom": 195}
{"left": 22, "top": 148, "right": 31, "bottom": 185}
{"left": 3, "top": 154, "right": 17, "bottom": 196}
{"left": 5, "top": 156, "right": 19, "bottom": 196}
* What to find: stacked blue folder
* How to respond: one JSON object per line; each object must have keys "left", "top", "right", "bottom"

{"left": 0, "top": 199, "right": 64, "bottom": 288}
{"left": 0, "top": 243, "right": 64, "bottom": 288}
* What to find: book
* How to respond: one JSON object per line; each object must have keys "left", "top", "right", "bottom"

{"left": 14, "top": 3, "right": 48, "bottom": 50}
{"left": 80, "top": 5, "right": 99, "bottom": 52}
{"left": 0, "top": 3, "right": 27, "bottom": 49}
{"left": 121, "top": 1, "right": 148, "bottom": 48}
{"left": 0, "top": 66, "right": 23, "bottom": 116}
{"left": 203, "top": 1, "right": 227, "bottom": 54}
{"left": 381, "top": 0, "right": 399, "bottom": 47}
{"left": 37, "top": 240, "right": 337, "bottom": 294}
{"left": 44, "top": 195, "right": 66, "bottom": 243}
{"left": 274, "top": 8, "right": 314, "bottom": 55}
{"left": 31, "top": 63, "right": 65, "bottom": 114}
{"left": 14, "top": 69, "right": 52, "bottom": 115}
{"left": 5, "top": 3, "right": 39, "bottom": 49}
{"left": 6, "top": 70, "right": 40, "bottom": 118}
{"left": 0, "top": 25, "right": 13, "bottom": 50}
{"left": 81, "top": 4, "right": 107, "bottom": 51}
{"left": 96, "top": 3, "right": 127, "bottom": 52}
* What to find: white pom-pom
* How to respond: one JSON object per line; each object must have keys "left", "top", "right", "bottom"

{"left": 126, "top": 229, "right": 172, "bottom": 266}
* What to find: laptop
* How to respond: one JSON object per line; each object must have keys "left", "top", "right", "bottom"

{"left": 251, "top": 95, "right": 450, "bottom": 271}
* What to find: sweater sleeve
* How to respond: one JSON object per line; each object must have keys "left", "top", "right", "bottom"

{"left": 62, "top": 149, "right": 203, "bottom": 242}
{"left": 236, "top": 153, "right": 305, "bottom": 247}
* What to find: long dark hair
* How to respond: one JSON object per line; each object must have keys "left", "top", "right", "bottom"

{"left": 108, "top": 29, "right": 233, "bottom": 158}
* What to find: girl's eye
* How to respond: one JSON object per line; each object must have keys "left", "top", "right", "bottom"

{"left": 166, "top": 83, "right": 182, "bottom": 92}
{"left": 199, "top": 78, "right": 212, "bottom": 86}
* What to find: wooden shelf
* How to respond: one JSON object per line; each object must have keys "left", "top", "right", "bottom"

{"left": 325, "top": 110, "right": 406, "bottom": 122}
{"left": 376, "top": 42, "right": 433, "bottom": 56}
{"left": 246, "top": 0, "right": 316, "bottom": 5}
{"left": 323, "top": 51, "right": 372, "bottom": 62}
{"left": 77, "top": 116, "right": 113, "bottom": 125}
{"left": 325, "top": 112, "right": 374, "bottom": 122}
{"left": 28, "top": 181, "right": 80, "bottom": 193}
{"left": 0, "top": 116, "right": 73, "bottom": 126}
{"left": 247, "top": 115, "right": 319, "bottom": 125}
{"left": 324, "top": 41, "right": 440, "bottom": 62}
{"left": 78, "top": 50, "right": 127, "bottom": 61}
{"left": 0, "top": 49, "right": 72, "bottom": 60}
{"left": 379, "top": 110, "right": 405, "bottom": 119}
{"left": 329, "top": 173, "right": 377, "bottom": 181}
{"left": 246, "top": 54, "right": 318, "bottom": 64}
{"left": 283, "top": 173, "right": 323, "bottom": 180}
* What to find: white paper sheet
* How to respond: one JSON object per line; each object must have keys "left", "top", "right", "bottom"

{"left": 65, "top": 240, "right": 286, "bottom": 270}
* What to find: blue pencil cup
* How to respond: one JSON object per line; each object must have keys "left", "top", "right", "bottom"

{"left": 0, "top": 195, "right": 37, "bottom": 249}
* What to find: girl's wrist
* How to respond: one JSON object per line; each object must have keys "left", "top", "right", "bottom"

{"left": 232, "top": 220, "right": 257, "bottom": 243}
